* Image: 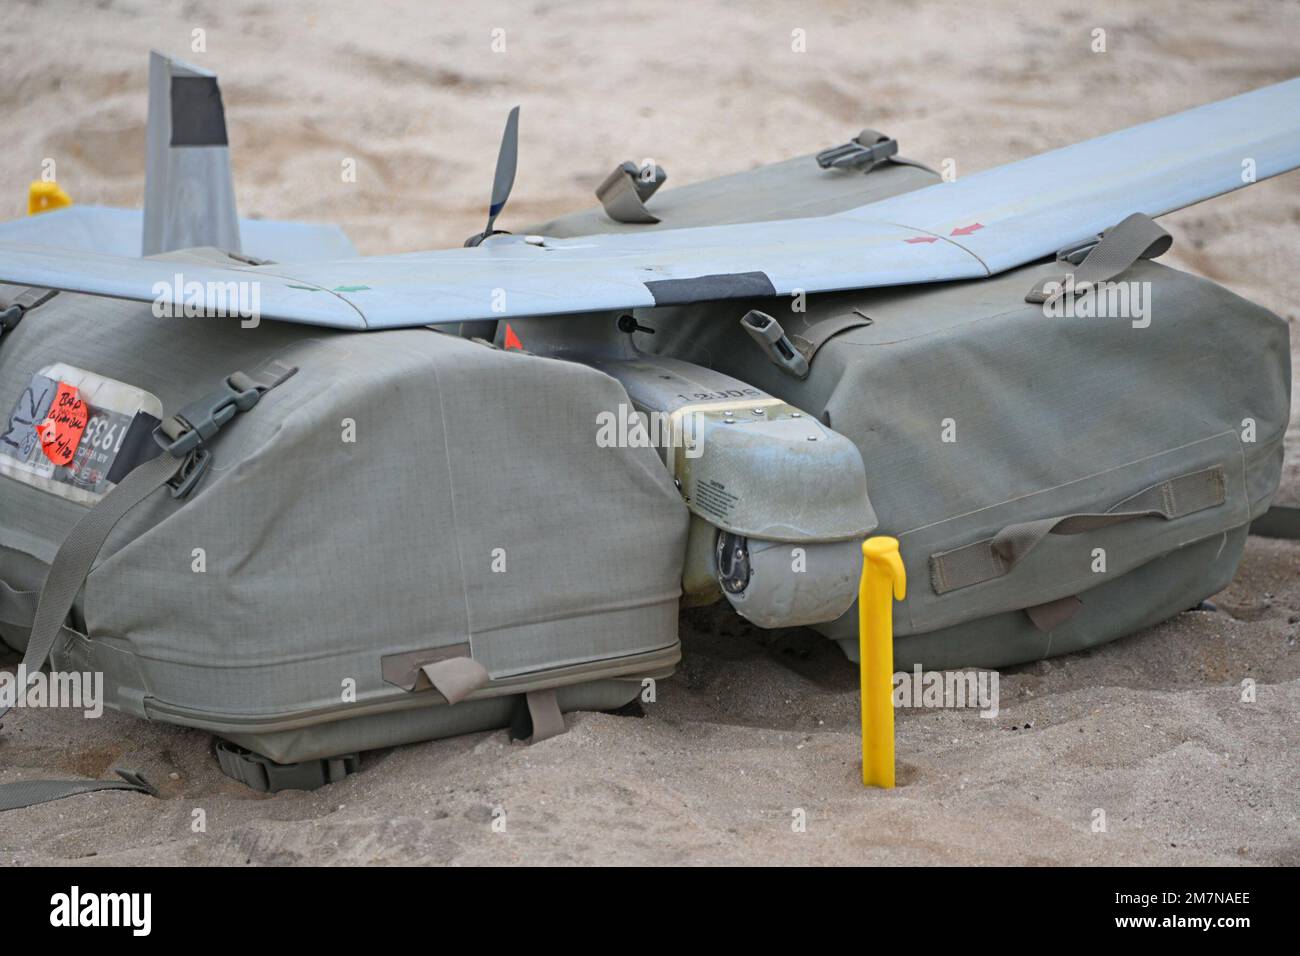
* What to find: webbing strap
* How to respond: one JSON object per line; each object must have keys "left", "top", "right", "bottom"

{"left": 1026, "top": 213, "right": 1172, "bottom": 304}
{"left": 419, "top": 656, "right": 491, "bottom": 705}
{"left": 930, "top": 466, "right": 1226, "bottom": 594}
{"left": 0, "top": 769, "right": 158, "bottom": 814}
{"left": 524, "top": 689, "right": 565, "bottom": 742}
{"left": 507, "top": 689, "right": 567, "bottom": 744}
{"left": 596, "top": 162, "right": 666, "bottom": 224}
{"left": 7, "top": 451, "right": 184, "bottom": 722}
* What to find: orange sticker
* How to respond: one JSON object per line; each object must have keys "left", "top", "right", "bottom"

{"left": 37, "top": 381, "right": 89, "bottom": 467}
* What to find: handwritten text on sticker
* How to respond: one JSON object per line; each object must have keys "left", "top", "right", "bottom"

{"left": 37, "top": 381, "right": 89, "bottom": 466}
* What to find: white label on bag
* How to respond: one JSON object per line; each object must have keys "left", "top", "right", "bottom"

{"left": 0, "top": 364, "right": 164, "bottom": 505}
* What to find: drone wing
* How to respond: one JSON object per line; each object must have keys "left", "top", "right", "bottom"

{"left": 2, "top": 77, "right": 1298, "bottom": 329}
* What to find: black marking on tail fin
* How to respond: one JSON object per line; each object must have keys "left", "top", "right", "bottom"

{"left": 169, "top": 76, "right": 228, "bottom": 147}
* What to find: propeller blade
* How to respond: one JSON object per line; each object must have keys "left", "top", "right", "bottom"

{"left": 485, "top": 106, "right": 520, "bottom": 235}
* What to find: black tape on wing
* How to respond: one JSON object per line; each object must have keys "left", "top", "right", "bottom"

{"left": 644, "top": 271, "right": 776, "bottom": 306}
{"left": 170, "top": 76, "right": 228, "bottom": 147}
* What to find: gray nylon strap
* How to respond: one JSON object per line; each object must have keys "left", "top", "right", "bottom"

{"left": 596, "top": 164, "right": 661, "bottom": 224}
{"left": 381, "top": 642, "right": 473, "bottom": 691}
{"left": 524, "top": 689, "right": 565, "bottom": 742}
{"left": 4, "top": 450, "right": 183, "bottom": 725}
{"left": 0, "top": 769, "right": 158, "bottom": 814}
{"left": 1026, "top": 213, "right": 1172, "bottom": 304}
{"left": 419, "top": 656, "right": 491, "bottom": 705}
{"left": 931, "top": 466, "right": 1226, "bottom": 594}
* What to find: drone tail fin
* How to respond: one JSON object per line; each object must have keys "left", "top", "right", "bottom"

{"left": 142, "top": 50, "right": 241, "bottom": 256}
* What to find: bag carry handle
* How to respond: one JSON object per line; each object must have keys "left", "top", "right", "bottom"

{"left": 930, "top": 465, "right": 1226, "bottom": 594}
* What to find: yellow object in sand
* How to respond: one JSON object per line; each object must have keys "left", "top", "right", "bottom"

{"left": 859, "top": 536, "right": 906, "bottom": 788}
{"left": 29, "top": 181, "right": 73, "bottom": 215}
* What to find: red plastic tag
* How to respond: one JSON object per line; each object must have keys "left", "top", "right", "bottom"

{"left": 36, "top": 381, "right": 89, "bottom": 467}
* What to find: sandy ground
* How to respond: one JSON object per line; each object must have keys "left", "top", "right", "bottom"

{"left": 1, "top": 0, "right": 1298, "bottom": 865}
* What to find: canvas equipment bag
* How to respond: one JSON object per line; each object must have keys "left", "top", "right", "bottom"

{"left": 0, "top": 270, "right": 686, "bottom": 800}
{"left": 633, "top": 253, "right": 1289, "bottom": 666}
{"left": 536, "top": 132, "right": 1290, "bottom": 670}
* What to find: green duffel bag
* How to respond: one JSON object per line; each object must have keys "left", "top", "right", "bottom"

{"left": 0, "top": 269, "right": 685, "bottom": 795}
{"left": 637, "top": 255, "right": 1289, "bottom": 669}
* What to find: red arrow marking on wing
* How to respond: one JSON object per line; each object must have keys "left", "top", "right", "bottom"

{"left": 503, "top": 323, "right": 524, "bottom": 350}
{"left": 950, "top": 222, "right": 984, "bottom": 236}
{"left": 903, "top": 236, "right": 939, "bottom": 244}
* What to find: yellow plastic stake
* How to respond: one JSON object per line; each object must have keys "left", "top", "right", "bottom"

{"left": 28, "top": 181, "right": 73, "bottom": 216}
{"left": 859, "top": 536, "right": 906, "bottom": 788}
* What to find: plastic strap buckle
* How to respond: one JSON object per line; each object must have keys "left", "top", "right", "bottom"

{"left": 150, "top": 373, "right": 266, "bottom": 497}
{"left": 165, "top": 447, "right": 213, "bottom": 499}
{"left": 740, "top": 310, "right": 810, "bottom": 379}
{"left": 214, "top": 741, "right": 359, "bottom": 794}
{"left": 816, "top": 132, "right": 899, "bottom": 171}
{"left": 153, "top": 374, "right": 263, "bottom": 459}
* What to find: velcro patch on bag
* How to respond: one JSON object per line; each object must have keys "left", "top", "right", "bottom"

{"left": 0, "top": 364, "right": 164, "bottom": 505}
